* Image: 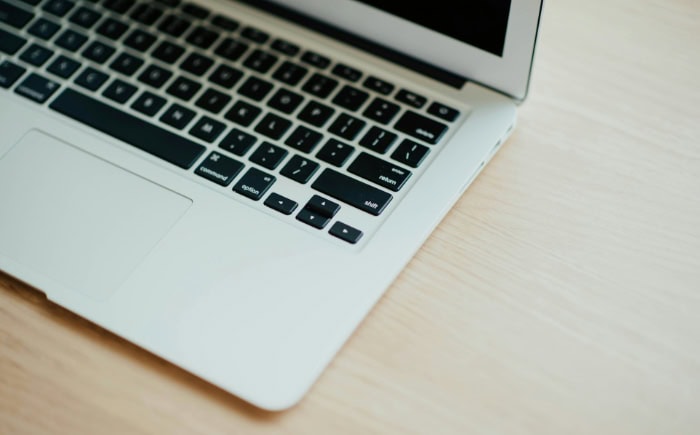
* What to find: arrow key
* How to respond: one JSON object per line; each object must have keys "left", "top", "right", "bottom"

{"left": 305, "top": 194, "right": 340, "bottom": 218}
{"left": 296, "top": 208, "right": 330, "bottom": 229}
{"left": 329, "top": 222, "right": 363, "bottom": 244}
{"left": 264, "top": 192, "right": 298, "bottom": 215}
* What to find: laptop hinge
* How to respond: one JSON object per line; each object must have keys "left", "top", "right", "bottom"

{"left": 235, "top": 0, "right": 468, "bottom": 89}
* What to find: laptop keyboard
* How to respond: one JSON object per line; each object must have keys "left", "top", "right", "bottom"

{"left": 0, "top": 0, "right": 461, "bottom": 245}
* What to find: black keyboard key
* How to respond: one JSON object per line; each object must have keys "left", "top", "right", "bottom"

{"left": 152, "top": 40, "right": 185, "bottom": 64}
{"left": 328, "top": 113, "right": 365, "bottom": 140}
{"left": 166, "top": 75, "right": 200, "bottom": 101}
{"left": 331, "top": 63, "right": 362, "bottom": 82}
{"left": 1, "top": 38, "right": 31, "bottom": 64}
{"left": 394, "top": 110, "right": 447, "bottom": 144}
{"left": 219, "top": 128, "right": 256, "bottom": 156}
{"left": 195, "top": 151, "right": 243, "bottom": 187}
{"left": 158, "top": 14, "right": 190, "bottom": 37}
{"left": 102, "top": 78, "right": 137, "bottom": 104}
{"left": 51, "top": 88, "right": 204, "bottom": 168}
{"left": 224, "top": 100, "right": 261, "bottom": 127}
{"left": 123, "top": 29, "right": 156, "bottom": 51}
{"left": 240, "top": 26, "right": 268, "bottom": 44}
{"left": 305, "top": 194, "right": 340, "bottom": 217}
{"left": 16, "top": 0, "right": 40, "bottom": 5}
{"left": 329, "top": 221, "right": 362, "bottom": 244}
{"left": 427, "top": 101, "right": 460, "bottom": 122}
{"left": 363, "top": 76, "right": 394, "bottom": 95}
{"left": 109, "top": 52, "right": 143, "bottom": 76}
{"left": 359, "top": 126, "right": 397, "bottom": 154}
{"left": 267, "top": 87, "right": 303, "bottom": 114}
{"left": 103, "top": 0, "right": 135, "bottom": 14}
{"left": 302, "top": 72, "right": 337, "bottom": 98}
{"left": 81, "top": 41, "right": 115, "bottom": 64}
{"left": 254, "top": 112, "right": 292, "bottom": 140}
{"left": 54, "top": 29, "right": 87, "bottom": 52}
{"left": 208, "top": 64, "right": 242, "bottom": 88}
{"left": 271, "top": 38, "right": 299, "bottom": 56}
{"left": 316, "top": 138, "right": 354, "bottom": 167}
{"left": 211, "top": 14, "right": 238, "bottom": 31}
{"left": 395, "top": 89, "right": 426, "bottom": 108}
{"left": 214, "top": 37, "right": 247, "bottom": 62}
{"left": 42, "top": 0, "right": 75, "bottom": 18}
{"left": 249, "top": 141, "right": 287, "bottom": 170}
{"left": 189, "top": 115, "right": 225, "bottom": 142}
{"left": 159, "top": 103, "right": 195, "bottom": 129}
{"left": 264, "top": 193, "right": 297, "bottom": 215}
{"left": 195, "top": 88, "right": 230, "bottom": 114}
{"left": 69, "top": 6, "right": 100, "bottom": 29}
{"left": 363, "top": 97, "right": 400, "bottom": 124}
{"left": 296, "top": 208, "right": 329, "bottom": 230}
{"left": 237, "top": 75, "right": 272, "bottom": 101}
{"left": 138, "top": 64, "right": 172, "bottom": 88}
{"left": 390, "top": 138, "right": 429, "bottom": 168}
{"left": 130, "top": 4, "right": 162, "bottom": 25}
{"left": 243, "top": 49, "right": 278, "bottom": 74}
{"left": 233, "top": 167, "right": 275, "bottom": 200}
{"left": 74, "top": 66, "right": 108, "bottom": 91}
{"left": 301, "top": 51, "right": 329, "bottom": 69}
{"left": 186, "top": 26, "right": 218, "bottom": 49}
{"left": 131, "top": 91, "right": 166, "bottom": 116}
{"left": 180, "top": 52, "right": 213, "bottom": 75}
{"left": 348, "top": 152, "right": 411, "bottom": 192}
{"left": 19, "top": 43, "right": 54, "bottom": 67}
{"left": 272, "top": 61, "right": 307, "bottom": 86}
{"left": 280, "top": 155, "right": 319, "bottom": 184}
{"left": 0, "top": 0, "right": 34, "bottom": 29}
{"left": 182, "top": 2, "right": 209, "bottom": 19}
{"left": 297, "top": 100, "right": 334, "bottom": 127}
{"left": 311, "top": 168, "right": 392, "bottom": 216}
{"left": 27, "top": 18, "right": 60, "bottom": 40}
{"left": 96, "top": 17, "right": 129, "bottom": 40}
{"left": 47, "top": 55, "right": 81, "bottom": 79}
{"left": 14, "top": 72, "right": 59, "bottom": 103}
{"left": 0, "top": 60, "right": 26, "bottom": 88}
{"left": 332, "top": 85, "right": 369, "bottom": 111}
{"left": 284, "top": 125, "right": 322, "bottom": 153}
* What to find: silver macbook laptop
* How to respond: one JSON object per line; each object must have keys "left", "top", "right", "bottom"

{"left": 0, "top": 0, "right": 542, "bottom": 410}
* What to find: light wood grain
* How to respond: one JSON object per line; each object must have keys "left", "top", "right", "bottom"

{"left": 2, "top": 0, "right": 699, "bottom": 433}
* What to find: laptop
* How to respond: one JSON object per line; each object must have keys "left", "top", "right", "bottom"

{"left": 0, "top": 0, "right": 542, "bottom": 410}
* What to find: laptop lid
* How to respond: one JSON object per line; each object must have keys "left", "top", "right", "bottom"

{"left": 253, "top": 0, "right": 543, "bottom": 101}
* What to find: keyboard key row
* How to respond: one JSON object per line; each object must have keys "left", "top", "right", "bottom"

{"left": 16, "top": 0, "right": 460, "bottom": 125}
{"left": 11, "top": 21, "right": 455, "bottom": 134}
{"left": 7, "top": 40, "right": 434, "bottom": 174}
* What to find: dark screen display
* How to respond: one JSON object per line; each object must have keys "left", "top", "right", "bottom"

{"left": 354, "top": 1, "right": 512, "bottom": 56}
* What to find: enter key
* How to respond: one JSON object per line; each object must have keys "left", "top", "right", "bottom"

{"left": 348, "top": 152, "right": 411, "bottom": 192}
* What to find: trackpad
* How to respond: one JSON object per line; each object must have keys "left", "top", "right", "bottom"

{"left": 0, "top": 130, "right": 192, "bottom": 300}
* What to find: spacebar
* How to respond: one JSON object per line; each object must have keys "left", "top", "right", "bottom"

{"left": 49, "top": 88, "right": 205, "bottom": 169}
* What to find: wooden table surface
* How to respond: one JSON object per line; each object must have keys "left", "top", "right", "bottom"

{"left": 2, "top": 0, "right": 699, "bottom": 433}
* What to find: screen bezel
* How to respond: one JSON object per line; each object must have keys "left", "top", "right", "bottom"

{"left": 263, "top": 0, "right": 543, "bottom": 101}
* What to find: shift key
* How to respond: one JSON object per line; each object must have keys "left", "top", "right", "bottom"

{"left": 311, "top": 168, "right": 392, "bottom": 216}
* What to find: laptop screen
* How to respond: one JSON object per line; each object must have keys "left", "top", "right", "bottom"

{"left": 354, "top": 0, "right": 512, "bottom": 57}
